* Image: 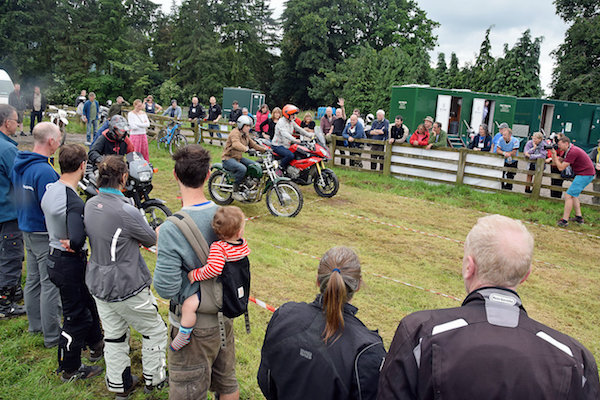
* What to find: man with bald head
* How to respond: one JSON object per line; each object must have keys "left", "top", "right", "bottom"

{"left": 11, "top": 122, "right": 62, "bottom": 347}
{"left": 378, "top": 215, "right": 599, "bottom": 399}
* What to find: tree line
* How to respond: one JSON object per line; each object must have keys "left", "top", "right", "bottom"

{"left": 0, "top": 0, "right": 597, "bottom": 112}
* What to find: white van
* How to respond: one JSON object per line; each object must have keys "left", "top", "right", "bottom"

{"left": 0, "top": 69, "right": 14, "bottom": 104}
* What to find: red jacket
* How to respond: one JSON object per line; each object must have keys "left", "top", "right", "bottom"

{"left": 410, "top": 130, "right": 430, "bottom": 146}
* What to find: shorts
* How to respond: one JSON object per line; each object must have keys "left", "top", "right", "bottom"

{"left": 167, "top": 320, "right": 238, "bottom": 399}
{"left": 566, "top": 175, "right": 594, "bottom": 197}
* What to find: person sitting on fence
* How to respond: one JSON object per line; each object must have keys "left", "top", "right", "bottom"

{"left": 259, "top": 107, "right": 281, "bottom": 140}
{"left": 588, "top": 139, "right": 600, "bottom": 205}
{"left": 492, "top": 122, "right": 509, "bottom": 152}
{"left": 228, "top": 100, "right": 242, "bottom": 126}
{"left": 368, "top": 110, "right": 389, "bottom": 171}
{"left": 273, "top": 104, "right": 313, "bottom": 173}
{"left": 426, "top": 121, "right": 448, "bottom": 149}
{"left": 551, "top": 136, "right": 596, "bottom": 227}
{"left": 378, "top": 214, "right": 600, "bottom": 400}
{"left": 342, "top": 114, "right": 366, "bottom": 167}
{"left": 523, "top": 132, "right": 547, "bottom": 193}
{"left": 222, "top": 115, "right": 267, "bottom": 200}
{"left": 163, "top": 99, "right": 182, "bottom": 120}
{"left": 188, "top": 97, "right": 205, "bottom": 131}
{"left": 169, "top": 206, "right": 250, "bottom": 352}
{"left": 495, "top": 127, "right": 519, "bottom": 191}
{"left": 468, "top": 123, "right": 492, "bottom": 152}
{"left": 389, "top": 115, "right": 408, "bottom": 145}
{"left": 300, "top": 112, "right": 316, "bottom": 133}
{"left": 257, "top": 246, "right": 387, "bottom": 400}
{"left": 409, "top": 124, "right": 429, "bottom": 147}
{"left": 143, "top": 95, "right": 162, "bottom": 114}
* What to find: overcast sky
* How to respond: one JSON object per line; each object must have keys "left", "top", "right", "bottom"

{"left": 153, "top": 0, "right": 566, "bottom": 96}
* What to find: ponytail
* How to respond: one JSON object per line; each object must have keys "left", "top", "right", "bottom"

{"left": 322, "top": 270, "right": 347, "bottom": 343}
{"left": 317, "top": 247, "right": 362, "bottom": 344}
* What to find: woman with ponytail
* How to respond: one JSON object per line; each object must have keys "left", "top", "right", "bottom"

{"left": 258, "top": 246, "right": 386, "bottom": 400}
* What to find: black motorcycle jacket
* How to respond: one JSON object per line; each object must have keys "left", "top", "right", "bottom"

{"left": 258, "top": 295, "right": 386, "bottom": 400}
{"left": 88, "top": 130, "right": 134, "bottom": 166}
{"left": 378, "top": 287, "right": 600, "bottom": 400}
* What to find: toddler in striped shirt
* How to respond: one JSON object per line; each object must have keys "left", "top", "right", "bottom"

{"left": 170, "top": 206, "right": 250, "bottom": 351}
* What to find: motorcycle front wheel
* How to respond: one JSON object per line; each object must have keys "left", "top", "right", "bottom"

{"left": 208, "top": 171, "right": 234, "bottom": 205}
{"left": 266, "top": 181, "right": 303, "bottom": 217}
{"left": 142, "top": 200, "right": 172, "bottom": 230}
{"left": 313, "top": 168, "right": 339, "bottom": 197}
{"left": 169, "top": 132, "right": 188, "bottom": 155}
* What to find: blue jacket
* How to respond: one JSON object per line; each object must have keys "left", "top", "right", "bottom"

{"left": 369, "top": 118, "right": 389, "bottom": 140}
{"left": 83, "top": 100, "right": 100, "bottom": 121}
{"left": 0, "top": 131, "right": 18, "bottom": 223}
{"left": 11, "top": 152, "right": 60, "bottom": 232}
{"left": 342, "top": 122, "right": 366, "bottom": 147}
{"left": 163, "top": 106, "right": 182, "bottom": 119}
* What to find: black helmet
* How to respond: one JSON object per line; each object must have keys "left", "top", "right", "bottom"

{"left": 108, "top": 115, "right": 130, "bottom": 139}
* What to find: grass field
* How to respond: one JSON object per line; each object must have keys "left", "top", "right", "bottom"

{"left": 1, "top": 132, "right": 599, "bottom": 399}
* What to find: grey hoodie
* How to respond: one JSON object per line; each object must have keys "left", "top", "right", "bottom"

{"left": 84, "top": 191, "right": 156, "bottom": 302}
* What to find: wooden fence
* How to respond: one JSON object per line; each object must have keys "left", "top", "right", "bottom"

{"left": 329, "top": 136, "right": 600, "bottom": 207}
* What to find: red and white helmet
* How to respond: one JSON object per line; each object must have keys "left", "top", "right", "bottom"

{"left": 282, "top": 104, "right": 300, "bottom": 120}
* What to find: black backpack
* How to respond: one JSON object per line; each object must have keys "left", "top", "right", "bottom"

{"left": 167, "top": 211, "right": 251, "bottom": 345}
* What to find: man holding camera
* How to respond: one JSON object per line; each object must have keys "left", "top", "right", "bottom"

{"left": 550, "top": 136, "right": 595, "bottom": 227}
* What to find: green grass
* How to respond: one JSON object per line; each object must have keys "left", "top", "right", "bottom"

{"left": 1, "top": 131, "right": 599, "bottom": 399}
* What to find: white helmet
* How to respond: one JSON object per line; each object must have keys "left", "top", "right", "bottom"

{"left": 366, "top": 113, "right": 375, "bottom": 123}
{"left": 237, "top": 115, "right": 254, "bottom": 130}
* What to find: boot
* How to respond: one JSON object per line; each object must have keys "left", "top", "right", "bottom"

{"left": 0, "top": 287, "right": 26, "bottom": 319}
{"left": 12, "top": 284, "right": 23, "bottom": 303}
{"left": 88, "top": 340, "right": 105, "bottom": 362}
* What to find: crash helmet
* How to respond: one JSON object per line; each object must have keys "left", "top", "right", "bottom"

{"left": 236, "top": 115, "right": 254, "bottom": 130}
{"left": 109, "top": 115, "right": 130, "bottom": 139}
{"left": 282, "top": 104, "right": 300, "bottom": 120}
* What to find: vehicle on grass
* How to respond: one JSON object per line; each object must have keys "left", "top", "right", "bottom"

{"left": 208, "top": 150, "right": 304, "bottom": 217}
{"left": 256, "top": 132, "right": 339, "bottom": 197}
{"left": 78, "top": 152, "right": 172, "bottom": 228}
{"left": 156, "top": 120, "right": 188, "bottom": 155}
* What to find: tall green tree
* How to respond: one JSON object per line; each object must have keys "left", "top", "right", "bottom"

{"left": 552, "top": 0, "right": 600, "bottom": 102}
{"left": 446, "top": 52, "right": 462, "bottom": 89}
{"left": 493, "top": 29, "right": 542, "bottom": 97}
{"left": 433, "top": 52, "right": 448, "bottom": 88}
{"left": 469, "top": 27, "right": 496, "bottom": 92}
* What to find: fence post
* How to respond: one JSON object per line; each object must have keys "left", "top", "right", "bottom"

{"left": 383, "top": 142, "right": 392, "bottom": 176}
{"left": 193, "top": 121, "right": 199, "bottom": 144}
{"left": 531, "top": 157, "right": 545, "bottom": 199}
{"left": 456, "top": 148, "right": 467, "bottom": 184}
{"left": 329, "top": 136, "right": 337, "bottom": 166}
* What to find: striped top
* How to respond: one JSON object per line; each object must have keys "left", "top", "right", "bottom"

{"left": 191, "top": 238, "right": 250, "bottom": 282}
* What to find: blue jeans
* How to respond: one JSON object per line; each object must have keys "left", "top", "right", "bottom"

{"left": 223, "top": 158, "right": 258, "bottom": 184}
{"left": 86, "top": 119, "right": 98, "bottom": 142}
{"left": 208, "top": 123, "right": 222, "bottom": 138}
{"left": 272, "top": 145, "right": 294, "bottom": 169}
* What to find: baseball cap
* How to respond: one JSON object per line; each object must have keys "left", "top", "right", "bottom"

{"left": 498, "top": 122, "right": 509, "bottom": 129}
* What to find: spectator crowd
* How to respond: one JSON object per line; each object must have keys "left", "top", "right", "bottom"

{"left": 1, "top": 98, "right": 600, "bottom": 400}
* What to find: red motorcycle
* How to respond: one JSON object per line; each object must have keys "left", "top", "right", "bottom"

{"left": 256, "top": 136, "right": 339, "bottom": 197}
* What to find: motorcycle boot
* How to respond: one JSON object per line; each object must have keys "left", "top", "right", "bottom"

{"left": 0, "top": 286, "right": 26, "bottom": 319}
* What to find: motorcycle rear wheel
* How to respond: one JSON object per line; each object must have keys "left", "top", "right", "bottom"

{"left": 266, "top": 181, "right": 303, "bottom": 217}
{"left": 313, "top": 168, "right": 339, "bottom": 197}
{"left": 142, "top": 200, "right": 172, "bottom": 230}
{"left": 169, "top": 132, "right": 188, "bottom": 155}
{"left": 208, "top": 171, "right": 234, "bottom": 205}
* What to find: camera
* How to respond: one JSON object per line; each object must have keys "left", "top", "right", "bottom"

{"left": 547, "top": 143, "right": 559, "bottom": 150}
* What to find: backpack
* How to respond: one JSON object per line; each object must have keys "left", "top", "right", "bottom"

{"left": 166, "top": 211, "right": 251, "bottom": 345}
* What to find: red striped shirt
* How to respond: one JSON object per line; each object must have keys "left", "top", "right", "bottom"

{"left": 191, "top": 238, "right": 250, "bottom": 282}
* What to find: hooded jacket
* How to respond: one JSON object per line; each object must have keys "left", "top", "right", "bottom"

{"left": 0, "top": 131, "right": 18, "bottom": 223}
{"left": 10, "top": 151, "right": 59, "bottom": 232}
{"left": 88, "top": 130, "right": 134, "bottom": 166}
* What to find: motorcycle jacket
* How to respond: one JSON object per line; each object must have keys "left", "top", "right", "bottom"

{"left": 88, "top": 130, "right": 134, "bottom": 166}
{"left": 258, "top": 295, "right": 386, "bottom": 400}
{"left": 378, "top": 287, "right": 600, "bottom": 400}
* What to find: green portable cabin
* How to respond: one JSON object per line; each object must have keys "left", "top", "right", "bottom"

{"left": 222, "top": 87, "right": 265, "bottom": 118}
{"left": 515, "top": 98, "right": 600, "bottom": 151}
{"left": 389, "top": 85, "right": 517, "bottom": 144}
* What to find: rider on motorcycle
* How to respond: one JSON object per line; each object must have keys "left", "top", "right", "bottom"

{"left": 88, "top": 115, "right": 134, "bottom": 166}
{"left": 272, "top": 104, "right": 314, "bottom": 173}
{"left": 222, "top": 115, "right": 268, "bottom": 200}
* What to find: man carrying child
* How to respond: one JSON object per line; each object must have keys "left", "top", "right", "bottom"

{"left": 154, "top": 145, "right": 240, "bottom": 400}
